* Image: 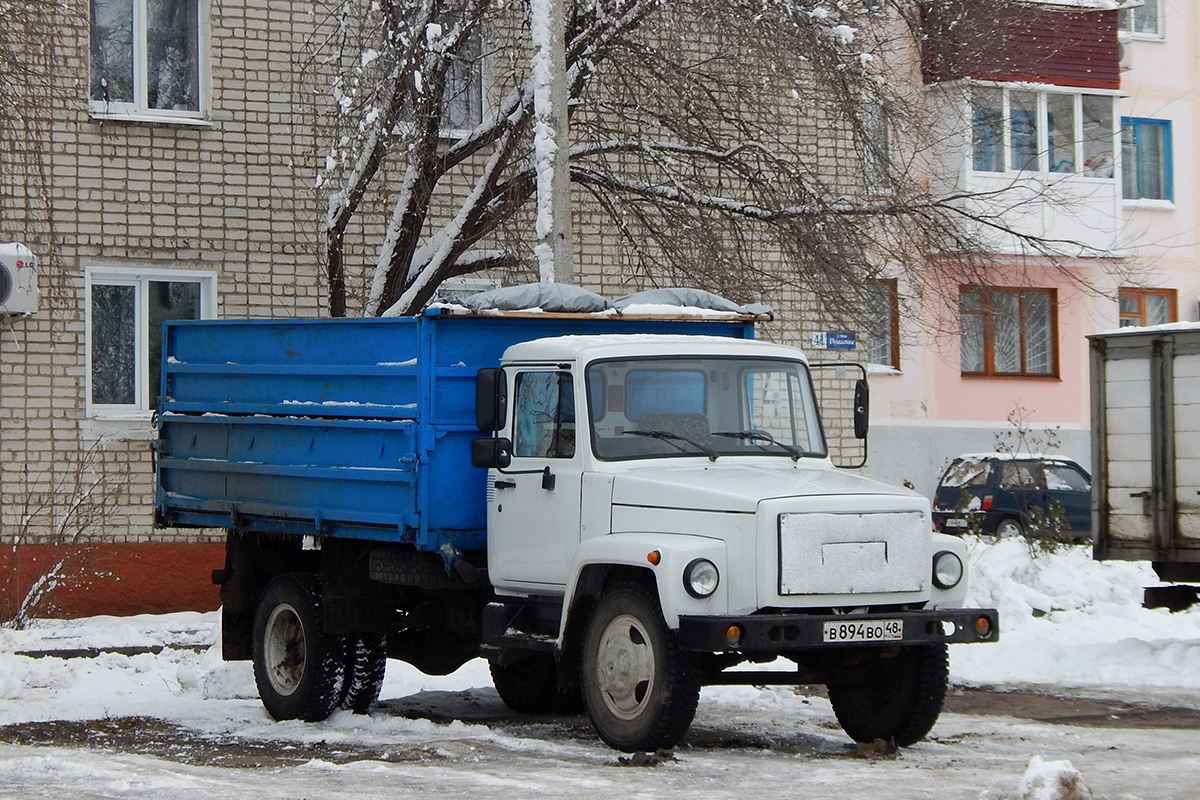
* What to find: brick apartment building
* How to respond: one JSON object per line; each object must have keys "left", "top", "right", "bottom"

{"left": 2, "top": 0, "right": 1155, "bottom": 620}
{"left": 1, "top": 1, "right": 866, "bottom": 620}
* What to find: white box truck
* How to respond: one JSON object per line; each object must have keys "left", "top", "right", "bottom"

{"left": 1090, "top": 325, "right": 1200, "bottom": 609}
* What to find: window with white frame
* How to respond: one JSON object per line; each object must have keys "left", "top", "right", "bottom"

{"left": 90, "top": 0, "right": 203, "bottom": 118}
{"left": 970, "top": 86, "right": 1115, "bottom": 178}
{"left": 1119, "top": 0, "right": 1161, "bottom": 37}
{"left": 87, "top": 268, "right": 215, "bottom": 416}
{"left": 862, "top": 101, "right": 893, "bottom": 194}
{"left": 442, "top": 30, "right": 483, "bottom": 131}
{"left": 1121, "top": 117, "right": 1173, "bottom": 201}
{"left": 399, "top": 18, "right": 483, "bottom": 133}
{"left": 865, "top": 279, "right": 900, "bottom": 369}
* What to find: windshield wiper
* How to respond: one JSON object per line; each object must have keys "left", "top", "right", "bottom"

{"left": 622, "top": 430, "right": 719, "bottom": 462}
{"left": 713, "top": 430, "right": 804, "bottom": 461}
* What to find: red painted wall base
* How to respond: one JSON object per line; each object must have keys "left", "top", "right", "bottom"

{"left": 1, "top": 543, "right": 225, "bottom": 622}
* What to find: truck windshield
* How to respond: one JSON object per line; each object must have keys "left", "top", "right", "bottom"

{"left": 586, "top": 357, "right": 827, "bottom": 461}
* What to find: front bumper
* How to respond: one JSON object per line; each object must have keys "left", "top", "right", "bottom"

{"left": 677, "top": 607, "right": 999, "bottom": 653}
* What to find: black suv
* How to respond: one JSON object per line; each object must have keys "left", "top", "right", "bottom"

{"left": 932, "top": 454, "right": 1092, "bottom": 539}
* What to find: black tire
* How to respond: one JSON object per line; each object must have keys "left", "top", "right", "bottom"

{"left": 580, "top": 582, "right": 702, "bottom": 752}
{"left": 996, "top": 518, "right": 1024, "bottom": 538}
{"left": 827, "top": 643, "right": 949, "bottom": 747}
{"left": 339, "top": 634, "right": 387, "bottom": 714}
{"left": 252, "top": 574, "right": 345, "bottom": 722}
{"left": 490, "top": 654, "right": 584, "bottom": 715}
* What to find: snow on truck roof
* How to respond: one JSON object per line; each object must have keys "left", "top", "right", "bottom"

{"left": 503, "top": 334, "right": 805, "bottom": 363}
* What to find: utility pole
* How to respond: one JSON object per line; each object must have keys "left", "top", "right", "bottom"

{"left": 531, "top": 0, "right": 573, "bottom": 284}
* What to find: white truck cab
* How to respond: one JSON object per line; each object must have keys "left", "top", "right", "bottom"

{"left": 474, "top": 334, "right": 996, "bottom": 751}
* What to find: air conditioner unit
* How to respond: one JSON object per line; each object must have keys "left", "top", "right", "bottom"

{"left": 1118, "top": 32, "right": 1133, "bottom": 72}
{"left": 0, "top": 242, "right": 39, "bottom": 315}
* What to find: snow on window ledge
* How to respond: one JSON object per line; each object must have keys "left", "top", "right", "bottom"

{"left": 88, "top": 109, "right": 213, "bottom": 129}
{"left": 1123, "top": 198, "right": 1175, "bottom": 211}
{"left": 1122, "top": 31, "right": 1165, "bottom": 42}
{"left": 80, "top": 416, "right": 156, "bottom": 442}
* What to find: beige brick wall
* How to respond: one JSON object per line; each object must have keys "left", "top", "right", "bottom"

{"left": 1, "top": 1, "right": 326, "bottom": 546}
{"left": 1, "top": 1, "right": 868, "bottom": 551}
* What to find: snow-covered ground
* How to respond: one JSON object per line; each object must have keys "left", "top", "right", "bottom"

{"left": 0, "top": 538, "right": 1197, "bottom": 799}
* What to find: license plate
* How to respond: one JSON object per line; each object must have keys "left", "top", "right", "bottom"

{"left": 944, "top": 518, "right": 968, "bottom": 528}
{"left": 823, "top": 619, "right": 904, "bottom": 643}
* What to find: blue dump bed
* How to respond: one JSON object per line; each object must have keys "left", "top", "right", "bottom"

{"left": 155, "top": 310, "right": 755, "bottom": 556}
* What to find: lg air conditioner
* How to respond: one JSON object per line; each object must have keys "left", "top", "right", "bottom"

{"left": 0, "top": 242, "right": 39, "bottom": 315}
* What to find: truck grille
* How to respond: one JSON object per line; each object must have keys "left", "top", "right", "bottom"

{"left": 778, "top": 511, "right": 927, "bottom": 596}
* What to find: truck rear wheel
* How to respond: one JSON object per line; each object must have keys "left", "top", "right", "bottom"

{"left": 490, "top": 654, "right": 584, "bottom": 715}
{"left": 581, "top": 582, "right": 701, "bottom": 752}
{"left": 339, "top": 634, "right": 387, "bottom": 714}
{"left": 252, "top": 574, "right": 345, "bottom": 722}
{"left": 827, "top": 643, "right": 948, "bottom": 746}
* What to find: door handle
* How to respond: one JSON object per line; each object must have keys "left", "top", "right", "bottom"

{"left": 494, "top": 479, "right": 516, "bottom": 490}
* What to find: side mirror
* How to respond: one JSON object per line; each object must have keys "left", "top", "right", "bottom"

{"left": 475, "top": 368, "right": 507, "bottom": 432}
{"left": 853, "top": 379, "right": 870, "bottom": 440}
{"left": 472, "top": 436, "right": 512, "bottom": 469}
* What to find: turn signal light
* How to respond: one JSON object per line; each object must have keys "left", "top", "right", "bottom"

{"left": 647, "top": 550, "right": 661, "bottom": 566}
{"left": 725, "top": 625, "right": 742, "bottom": 647}
{"left": 974, "top": 616, "right": 992, "bottom": 640}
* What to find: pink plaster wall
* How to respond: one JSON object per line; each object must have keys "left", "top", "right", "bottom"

{"left": 926, "top": 267, "right": 1093, "bottom": 426}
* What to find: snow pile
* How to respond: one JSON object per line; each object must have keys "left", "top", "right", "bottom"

{"left": 0, "top": 611, "right": 213, "bottom": 654}
{"left": 981, "top": 756, "right": 1096, "bottom": 800}
{"left": 953, "top": 537, "right": 1200, "bottom": 689}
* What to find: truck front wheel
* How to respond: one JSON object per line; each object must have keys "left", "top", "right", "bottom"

{"left": 827, "top": 643, "right": 948, "bottom": 746}
{"left": 581, "top": 582, "right": 702, "bottom": 752}
{"left": 252, "top": 574, "right": 345, "bottom": 722}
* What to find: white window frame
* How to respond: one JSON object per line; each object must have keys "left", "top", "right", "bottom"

{"left": 419, "top": 25, "right": 486, "bottom": 140}
{"left": 968, "top": 83, "right": 1120, "bottom": 180}
{"left": 1118, "top": 0, "right": 1163, "bottom": 40}
{"left": 863, "top": 101, "right": 894, "bottom": 195}
{"left": 439, "top": 26, "right": 486, "bottom": 138}
{"left": 85, "top": 266, "right": 217, "bottom": 419}
{"left": 88, "top": 0, "right": 211, "bottom": 125}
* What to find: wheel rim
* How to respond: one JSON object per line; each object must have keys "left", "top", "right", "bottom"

{"left": 998, "top": 520, "right": 1021, "bottom": 538}
{"left": 263, "top": 602, "right": 306, "bottom": 696}
{"left": 595, "top": 613, "right": 656, "bottom": 721}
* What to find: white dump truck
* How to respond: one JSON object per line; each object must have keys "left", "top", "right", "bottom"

{"left": 156, "top": 307, "right": 999, "bottom": 752}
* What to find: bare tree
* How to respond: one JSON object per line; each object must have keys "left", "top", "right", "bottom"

{"left": 304, "top": 0, "right": 1123, "bottom": 321}
{"left": 3, "top": 442, "right": 131, "bottom": 629}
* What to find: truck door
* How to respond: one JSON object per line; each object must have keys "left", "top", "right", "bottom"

{"left": 488, "top": 368, "right": 583, "bottom": 589}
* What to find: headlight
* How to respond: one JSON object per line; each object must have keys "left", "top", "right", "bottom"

{"left": 932, "top": 551, "right": 964, "bottom": 590}
{"left": 684, "top": 558, "right": 719, "bottom": 598}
